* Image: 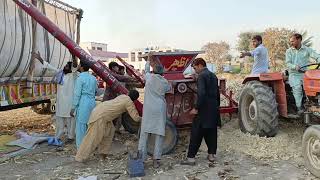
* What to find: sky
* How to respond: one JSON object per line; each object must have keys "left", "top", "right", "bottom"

{"left": 64, "top": 0, "right": 320, "bottom": 54}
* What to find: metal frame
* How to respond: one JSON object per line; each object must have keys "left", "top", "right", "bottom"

{"left": 138, "top": 51, "right": 204, "bottom": 58}
{"left": 130, "top": 52, "right": 239, "bottom": 123}
{"left": 43, "top": 0, "right": 81, "bottom": 14}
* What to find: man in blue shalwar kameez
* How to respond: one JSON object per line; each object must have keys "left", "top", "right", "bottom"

{"left": 70, "top": 62, "right": 97, "bottom": 149}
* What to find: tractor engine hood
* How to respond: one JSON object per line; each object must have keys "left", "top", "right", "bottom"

{"left": 304, "top": 70, "right": 320, "bottom": 97}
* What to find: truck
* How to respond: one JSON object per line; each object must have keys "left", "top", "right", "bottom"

{"left": 0, "top": 0, "right": 82, "bottom": 113}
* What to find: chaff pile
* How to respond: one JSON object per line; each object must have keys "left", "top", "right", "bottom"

{"left": 0, "top": 108, "right": 54, "bottom": 135}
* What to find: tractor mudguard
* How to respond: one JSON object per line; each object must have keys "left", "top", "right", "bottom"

{"left": 242, "top": 72, "right": 287, "bottom": 118}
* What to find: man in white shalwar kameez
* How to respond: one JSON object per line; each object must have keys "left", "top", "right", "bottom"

{"left": 138, "top": 57, "right": 171, "bottom": 168}
{"left": 33, "top": 52, "right": 78, "bottom": 143}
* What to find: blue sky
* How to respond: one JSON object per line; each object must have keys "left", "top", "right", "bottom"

{"left": 64, "top": 0, "right": 320, "bottom": 53}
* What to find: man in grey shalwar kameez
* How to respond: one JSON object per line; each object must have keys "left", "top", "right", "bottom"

{"left": 138, "top": 58, "right": 171, "bottom": 168}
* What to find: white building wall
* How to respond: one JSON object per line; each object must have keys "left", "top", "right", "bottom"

{"left": 127, "top": 46, "right": 180, "bottom": 71}
{"left": 80, "top": 42, "right": 108, "bottom": 51}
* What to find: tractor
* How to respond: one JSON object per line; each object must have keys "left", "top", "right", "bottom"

{"left": 238, "top": 64, "right": 320, "bottom": 177}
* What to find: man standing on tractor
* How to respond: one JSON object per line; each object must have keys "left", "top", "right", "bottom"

{"left": 240, "top": 35, "right": 270, "bottom": 75}
{"left": 286, "top": 33, "right": 320, "bottom": 115}
{"left": 181, "top": 58, "right": 221, "bottom": 165}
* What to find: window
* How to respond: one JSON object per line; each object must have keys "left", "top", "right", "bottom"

{"left": 131, "top": 52, "right": 135, "bottom": 62}
{"left": 138, "top": 52, "right": 142, "bottom": 61}
{"left": 97, "top": 47, "right": 102, "bottom": 51}
{"left": 92, "top": 47, "right": 96, "bottom": 50}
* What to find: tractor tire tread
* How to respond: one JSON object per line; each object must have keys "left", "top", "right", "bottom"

{"left": 239, "top": 81, "right": 279, "bottom": 137}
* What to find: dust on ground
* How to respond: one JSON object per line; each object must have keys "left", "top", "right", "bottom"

{"left": 0, "top": 108, "right": 54, "bottom": 135}
{"left": 0, "top": 75, "right": 318, "bottom": 179}
{"left": 0, "top": 107, "right": 317, "bottom": 180}
{"left": 220, "top": 117, "right": 305, "bottom": 163}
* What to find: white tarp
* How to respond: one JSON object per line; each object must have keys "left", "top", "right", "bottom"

{"left": 0, "top": 0, "right": 78, "bottom": 80}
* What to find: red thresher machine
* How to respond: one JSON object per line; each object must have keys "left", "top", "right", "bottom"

{"left": 13, "top": 0, "right": 238, "bottom": 155}
{"left": 119, "top": 52, "right": 238, "bottom": 154}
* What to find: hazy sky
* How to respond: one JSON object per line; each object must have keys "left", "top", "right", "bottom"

{"left": 64, "top": 0, "right": 320, "bottom": 53}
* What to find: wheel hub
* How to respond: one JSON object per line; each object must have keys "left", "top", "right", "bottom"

{"left": 312, "top": 139, "right": 320, "bottom": 156}
{"left": 308, "top": 137, "right": 320, "bottom": 169}
{"left": 249, "top": 100, "right": 257, "bottom": 120}
{"left": 241, "top": 96, "right": 259, "bottom": 133}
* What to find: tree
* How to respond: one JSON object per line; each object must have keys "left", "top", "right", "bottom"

{"left": 263, "top": 28, "right": 293, "bottom": 70}
{"left": 201, "top": 41, "right": 230, "bottom": 73}
{"left": 237, "top": 32, "right": 263, "bottom": 65}
{"left": 263, "top": 28, "right": 313, "bottom": 71}
{"left": 237, "top": 31, "right": 263, "bottom": 52}
{"left": 301, "top": 31, "right": 313, "bottom": 47}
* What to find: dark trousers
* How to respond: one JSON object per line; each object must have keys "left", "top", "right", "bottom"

{"left": 187, "top": 119, "right": 217, "bottom": 158}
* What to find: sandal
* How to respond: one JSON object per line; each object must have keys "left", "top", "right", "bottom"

{"left": 153, "top": 159, "right": 161, "bottom": 168}
{"left": 180, "top": 158, "right": 196, "bottom": 166}
{"left": 207, "top": 154, "right": 215, "bottom": 162}
{"left": 55, "top": 146, "right": 64, "bottom": 152}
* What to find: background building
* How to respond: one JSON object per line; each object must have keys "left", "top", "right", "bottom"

{"left": 80, "top": 42, "right": 108, "bottom": 51}
{"left": 128, "top": 46, "right": 183, "bottom": 71}
{"left": 80, "top": 42, "right": 128, "bottom": 63}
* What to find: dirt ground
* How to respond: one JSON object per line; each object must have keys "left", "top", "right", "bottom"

{"left": 0, "top": 107, "right": 318, "bottom": 180}
{"left": 0, "top": 108, "right": 54, "bottom": 135}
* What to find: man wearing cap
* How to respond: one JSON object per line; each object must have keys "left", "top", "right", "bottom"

{"left": 138, "top": 55, "right": 171, "bottom": 168}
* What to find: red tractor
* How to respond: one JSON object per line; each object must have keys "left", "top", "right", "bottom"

{"left": 239, "top": 64, "right": 320, "bottom": 177}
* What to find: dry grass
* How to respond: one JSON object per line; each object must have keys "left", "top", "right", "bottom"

{"left": 0, "top": 108, "right": 54, "bottom": 135}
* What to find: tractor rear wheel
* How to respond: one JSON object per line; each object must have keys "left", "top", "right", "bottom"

{"left": 121, "top": 112, "right": 140, "bottom": 134}
{"left": 238, "top": 81, "right": 278, "bottom": 137}
{"left": 303, "top": 125, "right": 320, "bottom": 178}
{"left": 147, "top": 120, "right": 178, "bottom": 155}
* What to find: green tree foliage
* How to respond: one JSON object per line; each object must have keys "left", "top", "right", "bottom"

{"left": 201, "top": 41, "right": 231, "bottom": 73}
{"left": 263, "top": 28, "right": 293, "bottom": 70}
{"left": 237, "top": 31, "right": 263, "bottom": 52}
